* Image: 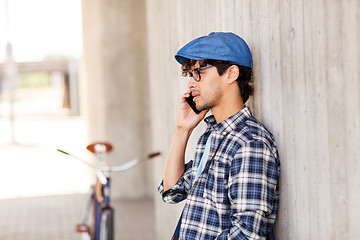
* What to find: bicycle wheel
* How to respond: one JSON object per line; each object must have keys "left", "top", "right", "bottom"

{"left": 99, "top": 208, "right": 114, "bottom": 240}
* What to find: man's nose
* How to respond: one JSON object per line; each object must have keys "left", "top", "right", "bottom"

{"left": 187, "top": 77, "right": 197, "bottom": 89}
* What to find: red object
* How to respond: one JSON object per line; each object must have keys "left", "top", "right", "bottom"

{"left": 87, "top": 142, "right": 113, "bottom": 154}
{"left": 76, "top": 223, "right": 89, "bottom": 233}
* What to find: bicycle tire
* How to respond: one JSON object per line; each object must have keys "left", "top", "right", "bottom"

{"left": 99, "top": 208, "right": 114, "bottom": 240}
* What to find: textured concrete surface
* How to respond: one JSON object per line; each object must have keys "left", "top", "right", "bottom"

{"left": 145, "top": 1, "right": 360, "bottom": 239}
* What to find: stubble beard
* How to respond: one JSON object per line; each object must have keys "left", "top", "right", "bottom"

{"left": 195, "top": 88, "right": 223, "bottom": 112}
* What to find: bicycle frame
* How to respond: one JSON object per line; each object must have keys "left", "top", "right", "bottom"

{"left": 57, "top": 142, "right": 160, "bottom": 240}
{"left": 93, "top": 176, "right": 112, "bottom": 240}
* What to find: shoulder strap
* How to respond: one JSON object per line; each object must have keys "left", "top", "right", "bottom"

{"left": 171, "top": 211, "right": 183, "bottom": 240}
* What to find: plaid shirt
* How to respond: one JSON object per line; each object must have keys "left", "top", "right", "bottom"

{"left": 159, "top": 106, "right": 280, "bottom": 240}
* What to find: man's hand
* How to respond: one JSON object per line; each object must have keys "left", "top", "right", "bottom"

{"left": 163, "top": 92, "right": 209, "bottom": 191}
{"left": 176, "top": 91, "right": 208, "bottom": 132}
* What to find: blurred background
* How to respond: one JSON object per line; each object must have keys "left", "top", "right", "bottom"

{"left": 0, "top": 0, "right": 155, "bottom": 239}
{"left": 0, "top": 1, "right": 97, "bottom": 239}
{"left": 0, "top": 0, "right": 85, "bottom": 199}
{"left": 0, "top": 0, "right": 359, "bottom": 240}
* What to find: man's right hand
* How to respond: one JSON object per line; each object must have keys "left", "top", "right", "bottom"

{"left": 176, "top": 91, "right": 208, "bottom": 132}
{"left": 163, "top": 92, "right": 209, "bottom": 192}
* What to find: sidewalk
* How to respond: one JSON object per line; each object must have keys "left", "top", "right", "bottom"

{"left": 0, "top": 194, "right": 155, "bottom": 240}
{"left": 0, "top": 87, "right": 155, "bottom": 240}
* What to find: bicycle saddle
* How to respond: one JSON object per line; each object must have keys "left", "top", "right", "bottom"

{"left": 87, "top": 142, "right": 113, "bottom": 154}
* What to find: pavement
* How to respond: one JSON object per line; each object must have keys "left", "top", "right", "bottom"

{"left": 0, "top": 87, "right": 155, "bottom": 240}
{"left": 0, "top": 194, "right": 155, "bottom": 240}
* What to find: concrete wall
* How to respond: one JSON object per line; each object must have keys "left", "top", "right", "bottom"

{"left": 145, "top": 0, "right": 360, "bottom": 240}
{"left": 81, "top": 0, "right": 360, "bottom": 239}
{"left": 81, "top": 0, "right": 151, "bottom": 199}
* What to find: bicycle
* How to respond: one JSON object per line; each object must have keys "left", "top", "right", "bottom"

{"left": 57, "top": 142, "right": 160, "bottom": 240}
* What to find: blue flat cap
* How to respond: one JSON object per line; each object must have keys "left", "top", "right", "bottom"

{"left": 175, "top": 32, "right": 253, "bottom": 69}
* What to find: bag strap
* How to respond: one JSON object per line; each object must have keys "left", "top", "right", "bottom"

{"left": 171, "top": 211, "right": 183, "bottom": 240}
{"left": 267, "top": 228, "right": 276, "bottom": 240}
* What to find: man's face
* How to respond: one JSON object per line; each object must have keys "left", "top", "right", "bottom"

{"left": 187, "top": 61, "right": 224, "bottom": 112}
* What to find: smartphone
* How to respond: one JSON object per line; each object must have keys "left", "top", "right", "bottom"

{"left": 185, "top": 95, "right": 200, "bottom": 114}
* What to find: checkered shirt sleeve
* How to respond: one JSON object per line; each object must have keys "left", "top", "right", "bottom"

{"left": 158, "top": 161, "right": 194, "bottom": 204}
{"left": 217, "top": 141, "right": 279, "bottom": 239}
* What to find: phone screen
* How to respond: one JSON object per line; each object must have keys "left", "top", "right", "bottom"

{"left": 185, "top": 95, "right": 200, "bottom": 114}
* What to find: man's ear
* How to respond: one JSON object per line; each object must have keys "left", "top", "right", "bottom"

{"left": 226, "top": 65, "right": 239, "bottom": 84}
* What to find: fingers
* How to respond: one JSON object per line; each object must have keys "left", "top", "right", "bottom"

{"left": 182, "top": 91, "right": 191, "bottom": 99}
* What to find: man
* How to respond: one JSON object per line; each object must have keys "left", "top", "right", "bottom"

{"left": 158, "top": 32, "right": 280, "bottom": 240}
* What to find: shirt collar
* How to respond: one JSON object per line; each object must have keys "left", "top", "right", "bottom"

{"left": 204, "top": 106, "right": 252, "bottom": 134}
